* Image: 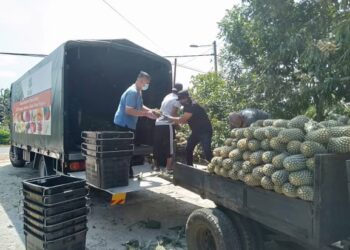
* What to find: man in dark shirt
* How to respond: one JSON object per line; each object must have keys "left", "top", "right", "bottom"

{"left": 171, "top": 90, "right": 213, "bottom": 166}
{"left": 229, "top": 108, "right": 270, "bottom": 128}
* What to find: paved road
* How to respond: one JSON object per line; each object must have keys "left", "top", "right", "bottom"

{"left": 0, "top": 146, "right": 9, "bottom": 155}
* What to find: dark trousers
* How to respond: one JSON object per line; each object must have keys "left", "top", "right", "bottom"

{"left": 186, "top": 132, "right": 213, "bottom": 166}
{"left": 153, "top": 124, "right": 175, "bottom": 168}
{"left": 115, "top": 124, "right": 135, "bottom": 177}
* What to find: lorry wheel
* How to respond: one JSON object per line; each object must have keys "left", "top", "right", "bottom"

{"left": 186, "top": 208, "right": 242, "bottom": 250}
{"left": 230, "top": 213, "right": 263, "bottom": 250}
{"left": 38, "top": 156, "right": 55, "bottom": 177}
{"left": 9, "top": 146, "right": 25, "bottom": 168}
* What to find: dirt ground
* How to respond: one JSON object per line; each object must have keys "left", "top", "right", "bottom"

{"left": 0, "top": 148, "right": 306, "bottom": 250}
{"left": 0, "top": 151, "right": 214, "bottom": 250}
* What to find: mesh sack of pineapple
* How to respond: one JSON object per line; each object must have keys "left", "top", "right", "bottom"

{"left": 208, "top": 115, "right": 350, "bottom": 202}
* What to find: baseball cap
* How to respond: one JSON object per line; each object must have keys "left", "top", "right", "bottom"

{"left": 172, "top": 83, "right": 183, "bottom": 93}
{"left": 177, "top": 90, "right": 190, "bottom": 100}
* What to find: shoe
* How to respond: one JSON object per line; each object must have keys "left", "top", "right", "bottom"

{"left": 165, "top": 169, "right": 174, "bottom": 175}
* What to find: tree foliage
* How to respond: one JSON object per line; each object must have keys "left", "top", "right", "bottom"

{"left": 190, "top": 73, "right": 247, "bottom": 146}
{"left": 0, "top": 88, "right": 10, "bottom": 128}
{"left": 218, "top": 0, "right": 350, "bottom": 120}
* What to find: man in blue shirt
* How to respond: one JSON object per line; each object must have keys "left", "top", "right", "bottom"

{"left": 114, "top": 71, "right": 157, "bottom": 178}
{"left": 114, "top": 71, "right": 156, "bottom": 131}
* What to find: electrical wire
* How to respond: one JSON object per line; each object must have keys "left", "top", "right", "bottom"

{"left": 164, "top": 53, "right": 213, "bottom": 58}
{"left": 0, "top": 52, "right": 46, "bottom": 57}
{"left": 180, "top": 47, "right": 213, "bottom": 65}
{"left": 171, "top": 63, "right": 205, "bottom": 73}
{"left": 101, "top": 0, "right": 166, "bottom": 53}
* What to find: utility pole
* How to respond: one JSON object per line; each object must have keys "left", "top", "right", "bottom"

{"left": 213, "top": 40, "right": 217, "bottom": 74}
{"left": 189, "top": 40, "right": 218, "bottom": 74}
{"left": 173, "top": 58, "right": 177, "bottom": 85}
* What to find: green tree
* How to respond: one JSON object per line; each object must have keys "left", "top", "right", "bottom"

{"left": 189, "top": 72, "right": 249, "bottom": 146}
{"left": 219, "top": 0, "right": 350, "bottom": 121}
{"left": 0, "top": 88, "right": 11, "bottom": 128}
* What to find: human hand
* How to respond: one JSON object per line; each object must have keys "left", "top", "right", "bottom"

{"left": 145, "top": 110, "right": 158, "bottom": 120}
{"left": 151, "top": 109, "right": 162, "bottom": 118}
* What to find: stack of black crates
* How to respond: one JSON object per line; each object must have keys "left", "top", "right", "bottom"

{"left": 81, "top": 131, "right": 134, "bottom": 189}
{"left": 22, "top": 175, "right": 88, "bottom": 250}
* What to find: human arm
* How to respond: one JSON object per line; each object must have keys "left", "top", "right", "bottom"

{"left": 124, "top": 91, "right": 147, "bottom": 117}
{"left": 170, "top": 112, "right": 192, "bottom": 124}
{"left": 125, "top": 106, "right": 147, "bottom": 117}
{"left": 141, "top": 105, "right": 152, "bottom": 112}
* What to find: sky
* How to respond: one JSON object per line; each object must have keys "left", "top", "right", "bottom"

{"left": 0, "top": 0, "right": 239, "bottom": 90}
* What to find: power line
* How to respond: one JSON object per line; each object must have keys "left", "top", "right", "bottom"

{"left": 164, "top": 53, "right": 213, "bottom": 58}
{"left": 0, "top": 52, "right": 46, "bottom": 57}
{"left": 101, "top": 0, "right": 165, "bottom": 53}
{"left": 181, "top": 47, "right": 213, "bottom": 65}
{"left": 171, "top": 63, "right": 205, "bottom": 73}
{"left": 0, "top": 51, "right": 206, "bottom": 73}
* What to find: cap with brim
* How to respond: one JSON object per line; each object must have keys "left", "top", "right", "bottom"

{"left": 177, "top": 90, "right": 189, "bottom": 100}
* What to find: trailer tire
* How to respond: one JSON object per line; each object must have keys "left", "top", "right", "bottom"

{"left": 186, "top": 208, "right": 242, "bottom": 250}
{"left": 9, "top": 146, "right": 25, "bottom": 168}
{"left": 230, "top": 213, "right": 262, "bottom": 250}
{"left": 38, "top": 156, "right": 55, "bottom": 177}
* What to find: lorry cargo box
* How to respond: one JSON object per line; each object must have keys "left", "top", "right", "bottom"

{"left": 10, "top": 39, "right": 172, "bottom": 162}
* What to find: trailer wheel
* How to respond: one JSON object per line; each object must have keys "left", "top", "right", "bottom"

{"left": 38, "top": 156, "right": 55, "bottom": 177}
{"left": 186, "top": 208, "right": 242, "bottom": 250}
{"left": 230, "top": 213, "right": 262, "bottom": 250}
{"left": 9, "top": 146, "right": 25, "bottom": 168}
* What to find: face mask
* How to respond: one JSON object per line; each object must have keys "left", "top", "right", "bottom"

{"left": 142, "top": 84, "right": 149, "bottom": 91}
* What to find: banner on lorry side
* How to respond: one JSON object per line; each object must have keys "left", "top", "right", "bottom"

{"left": 12, "top": 62, "right": 52, "bottom": 135}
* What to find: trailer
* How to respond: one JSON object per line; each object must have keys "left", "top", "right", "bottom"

{"left": 9, "top": 39, "right": 172, "bottom": 176}
{"left": 173, "top": 153, "right": 350, "bottom": 250}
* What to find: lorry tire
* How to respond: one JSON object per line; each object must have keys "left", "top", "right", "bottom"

{"left": 230, "top": 213, "right": 263, "bottom": 250}
{"left": 186, "top": 208, "right": 242, "bottom": 250}
{"left": 9, "top": 146, "right": 25, "bottom": 168}
{"left": 38, "top": 156, "right": 55, "bottom": 177}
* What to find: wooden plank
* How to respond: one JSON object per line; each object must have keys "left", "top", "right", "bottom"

{"left": 245, "top": 186, "right": 313, "bottom": 243}
{"left": 315, "top": 154, "right": 350, "bottom": 246}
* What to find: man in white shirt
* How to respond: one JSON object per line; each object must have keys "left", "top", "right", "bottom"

{"left": 153, "top": 83, "right": 183, "bottom": 171}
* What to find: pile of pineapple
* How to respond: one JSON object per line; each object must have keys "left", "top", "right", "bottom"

{"left": 208, "top": 115, "right": 350, "bottom": 202}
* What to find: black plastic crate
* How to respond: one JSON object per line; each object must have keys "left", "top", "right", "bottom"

{"left": 82, "top": 142, "right": 134, "bottom": 152}
{"left": 22, "top": 175, "right": 86, "bottom": 196}
{"left": 24, "top": 206, "right": 88, "bottom": 226}
{"left": 82, "top": 137, "right": 133, "bottom": 146}
{"left": 82, "top": 148, "right": 133, "bottom": 158}
{"left": 24, "top": 214, "right": 86, "bottom": 232}
{"left": 82, "top": 131, "right": 134, "bottom": 139}
{"left": 23, "top": 198, "right": 86, "bottom": 217}
{"left": 85, "top": 156, "right": 130, "bottom": 188}
{"left": 25, "top": 229, "right": 86, "bottom": 250}
{"left": 23, "top": 188, "right": 88, "bottom": 206}
{"left": 24, "top": 219, "right": 87, "bottom": 241}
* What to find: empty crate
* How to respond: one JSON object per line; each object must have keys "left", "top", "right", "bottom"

{"left": 82, "top": 131, "right": 134, "bottom": 189}
{"left": 85, "top": 156, "right": 131, "bottom": 188}
{"left": 22, "top": 175, "right": 88, "bottom": 250}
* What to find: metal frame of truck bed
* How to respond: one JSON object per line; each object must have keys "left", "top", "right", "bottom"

{"left": 174, "top": 153, "right": 350, "bottom": 249}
